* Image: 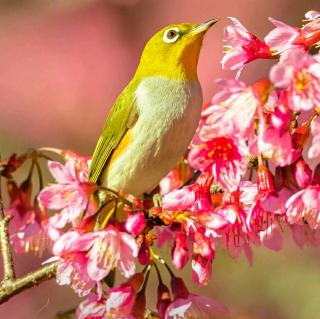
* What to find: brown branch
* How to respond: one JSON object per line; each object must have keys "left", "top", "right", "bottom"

{"left": 0, "top": 261, "right": 58, "bottom": 304}
{"left": 0, "top": 216, "right": 16, "bottom": 282}
{"left": 0, "top": 159, "right": 16, "bottom": 282}
{"left": 0, "top": 159, "right": 58, "bottom": 304}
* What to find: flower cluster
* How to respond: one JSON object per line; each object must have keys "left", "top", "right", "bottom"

{"left": 1, "top": 10, "right": 320, "bottom": 319}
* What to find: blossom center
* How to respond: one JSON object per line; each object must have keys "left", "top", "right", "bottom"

{"left": 294, "top": 70, "right": 311, "bottom": 92}
{"left": 207, "top": 137, "right": 235, "bottom": 160}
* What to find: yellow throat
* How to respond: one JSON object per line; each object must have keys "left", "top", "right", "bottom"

{"left": 135, "top": 19, "right": 218, "bottom": 81}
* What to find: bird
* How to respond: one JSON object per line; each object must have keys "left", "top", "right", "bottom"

{"left": 89, "top": 19, "right": 218, "bottom": 197}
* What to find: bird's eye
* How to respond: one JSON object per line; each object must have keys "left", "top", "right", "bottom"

{"left": 163, "top": 27, "right": 180, "bottom": 43}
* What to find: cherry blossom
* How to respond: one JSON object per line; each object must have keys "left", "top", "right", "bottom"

{"left": 285, "top": 185, "right": 320, "bottom": 229}
{"left": 308, "top": 116, "right": 320, "bottom": 159}
{"left": 52, "top": 227, "right": 138, "bottom": 296}
{"left": 270, "top": 49, "right": 320, "bottom": 112}
{"left": 38, "top": 160, "right": 96, "bottom": 229}
{"left": 265, "top": 10, "right": 320, "bottom": 53}
{"left": 222, "top": 17, "right": 274, "bottom": 74}
{"left": 76, "top": 294, "right": 106, "bottom": 319}
{"left": 165, "top": 277, "right": 228, "bottom": 319}
{"left": 188, "top": 136, "right": 248, "bottom": 192}
{"left": 199, "top": 79, "right": 273, "bottom": 141}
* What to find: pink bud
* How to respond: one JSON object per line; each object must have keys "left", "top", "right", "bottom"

{"left": 125, "top": 213, "right": 146, "bottom": 236}
{"left": 138, "top": 239, "right": 150, "bottom": 265}
{"left": 191, "top": 254, "right": 212, "bottom": 286}
{"left": 171, "top": 233, "right": 189, "bottom": 270}
{"left": 294, "top": 158, "right": 312, "bottom": 188}
{"left": 157, "top": 282, "right": 171, "bottom": 318}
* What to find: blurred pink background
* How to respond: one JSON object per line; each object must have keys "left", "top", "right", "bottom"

{"left": 0, "top": 0, "right": 320, "bottom": 318}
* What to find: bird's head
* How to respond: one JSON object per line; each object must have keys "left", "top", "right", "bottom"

{"left": 136, "top": 19, "right": 218, "bottom": 80}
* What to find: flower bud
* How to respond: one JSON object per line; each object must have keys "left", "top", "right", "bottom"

{"left": 131, "top": 289, "right": 146, "bottom": 319}
{"left": 292, "top": 122, "right": 310, "bottom": 149}
{"left": 7, "top": 180, "right": 18, "bottom": 201}
{"left": 294, "top": 158, "right": 312, "bottom": 188}
{"left": 125, "top": 212, "right": 146, "bottom": 236}
{"left": 257, "top": 164, "right": 275, "bottom": 193}
{"left": 157, "top": 282, "right": 171, "bottom": 318}
{"left": 171, "top": 232, "right": 189, "bottom": 269}
{"left": 192, "top": 254, "right": 212, "bottom": 286}
{"left": 138, "top": 238, "right": 150, "bottom": 265}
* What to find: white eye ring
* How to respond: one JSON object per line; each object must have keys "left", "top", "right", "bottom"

{"left": 163, "top": 27, "right": 180, "bottom": 43}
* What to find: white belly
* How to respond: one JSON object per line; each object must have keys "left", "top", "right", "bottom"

{"left": 105, "top": 76, "right": 202, "bottom": 196}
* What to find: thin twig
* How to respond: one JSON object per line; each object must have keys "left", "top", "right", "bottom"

{"left": 0, "top": 261, "right": 58, "bottom": 304}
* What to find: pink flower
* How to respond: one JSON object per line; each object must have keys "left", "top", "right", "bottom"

{"left": 285, "top": 186, "right": 320, "bottom": 229}
{"left": 215, "top": 184, "right": 261, "bottom": 265}
{"left": 308, "top": 116, "right": 320, "bottom": 159}
{"left": 53, "top": 231, "right": 97, "bottom": 296}
{"left": 222, "top": 17, "right": 274, "bottom": 74}
{"left": 265, "top": 18, "right": 300, "bottom": 53}
{"left": 125, "top": 213, "right": 146, "bottom": 237}
{"left": 188, "top": 136, "right": 248, "bottom": 192}
{"left": 270, "top": 91, "right": 292, "bottom": 132}
{"left": 200, "top": 79, "right": 272, "bottom": 140}
{"left": 290, "top": 224, "right": 320, "bottom": 248}
{"left": 265, "top": 11, "right": 320, "bottom": 53}
{"left": 52, "top": 227, "right": 138, "bottom": 296}
{"left": 85, "top": 226, "right": 138, "bottom": 280}
{"left": 155, "top": 226, "right": 176, "bottom": 249}
{"left": 192, "top": 227, "right": 215, "bottom": 260}
{"left": 160, "top": 163, "right": 192, "bottom": 195}
{"left": 259, "top": 223, "right": 283, "bottom": 251}
{"left": 105, "top": 286, "right": 135, "bottom": 318}
{"left": 270, "top": 49, "right": 320, "bottom": 111}
{"left": 256, "top": 111, "right": 294, "bottom": 166}
{"left": 11, "top": 217, "right": 53, "bottom": 255}
{"left": 38, "top": 160, "right": 96, "bottom": 229}
{"left": 75, "top": 273, "right": 144, "bottom": 319}
{"left": 301, "top": 11, "right": 320, "bottom": 47}
{"left": 5, "top": 180, "right": 34, "bottom": 234}
{"left": 161, "top": 174, "right": 228, "bottom": 233}
{"left": 165, "top": 277, "right": 228, "bottom": 319}
{"left": 162, "top": 173, "right": 213, "bottom": 213}
{"left": 5, "top": 180, "right": 54, "bottom": 254}
{"left": 76, "top": 294, "right": 106, "bottom": 319}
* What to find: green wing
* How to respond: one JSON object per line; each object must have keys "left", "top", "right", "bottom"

{"left": 89, "top": 80, "right": 139, "bottom": 184}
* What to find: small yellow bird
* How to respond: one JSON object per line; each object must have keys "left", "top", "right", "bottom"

{"left": 89, "top": 19, "right": 218, "bottom": 196}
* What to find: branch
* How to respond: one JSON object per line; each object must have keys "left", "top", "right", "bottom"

{"left": 0, "top": 261, "right": 58, "bottom": 304}
{"left": 0, "top": 160, "right": 16, "bottom": 282}
{"left": 0, "top": 161, "right": 58, "bottom": 304}
{"left": 0, "top": 216, "right": 16, "bottom": 283}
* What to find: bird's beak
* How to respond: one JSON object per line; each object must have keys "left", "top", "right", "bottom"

{"left": 190, "top": 18, "right": 219, "bottom": 35}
